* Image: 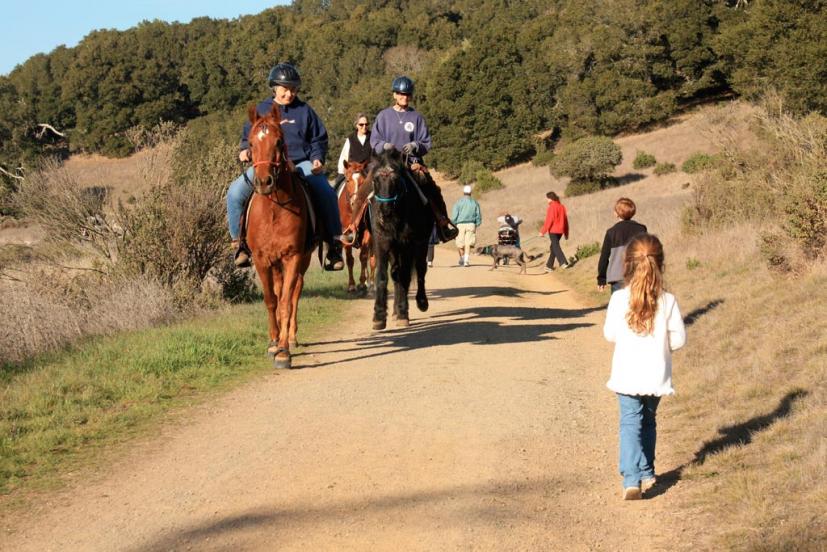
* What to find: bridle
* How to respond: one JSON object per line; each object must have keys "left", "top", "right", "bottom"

{"left": 372, "top": 166, "right": 403, "bottom": 204}
{"left": 246, "top": 120, "right": 287, "bottom": 196}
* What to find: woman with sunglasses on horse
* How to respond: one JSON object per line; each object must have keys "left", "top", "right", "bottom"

{"left": 344, "top": 76, "right": 458, "bottom": 245}
{"left": 227, "top": 62, "right": 344, "bottom": 271}
{"left": 333, "top": 113, "right": 372, "bottom": 193}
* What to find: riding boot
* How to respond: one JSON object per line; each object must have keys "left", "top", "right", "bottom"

{"left": 232, "top": 240, "right": 252, "bottom": 268}
{"left": 325, "top": 241, "right": 345, "bottom": 271}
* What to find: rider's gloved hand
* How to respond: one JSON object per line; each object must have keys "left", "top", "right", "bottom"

{"left": 238, "top": 149, "right": 252, "bottom": 163}
{"left": 402, "top": 142, "right": 418, "bottom": 155}
{"left": 382, "top": 143, "right": 396, "bottom": 152}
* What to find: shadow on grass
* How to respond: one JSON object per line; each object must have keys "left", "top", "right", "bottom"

{"left": 128, "top": 476, "right": 558, "bottom": 552}
{"left": 683, "top": 299, "right": 725, "bottom": 326}
{"left": 613, "top": 173, "right": 646, "bottom": 186}
{"left": 649, "top": 389, "right": 808, "bottom": 498}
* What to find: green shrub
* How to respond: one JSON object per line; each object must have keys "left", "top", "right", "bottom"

{"left": 633, "top": 151, "right": 657, "bottom": 169}
{"left": 654, "top": 162, "right": 677, "bottom": 176}
{"left": 686, "top": 257, "right": 701, "bottom": 270}
{"left": 575, "top": 242, "right": 600, "bottom": 259}
{"left": 532, "top": 149, "right": 556, "bottom": 167}
{"left": 549, "top": 136, "right": 622, "bottom": 182}
{"left": 474, "top": 169, "right": 503, "bottom": 194}
{"left": 682, "top": 153, "right": 720, "bottom": 174}
{"left": 459, "top": 160, "right": 485, "bottom": 186}
{"left": 565, "top": 180, "right": 603, "bottom": 197}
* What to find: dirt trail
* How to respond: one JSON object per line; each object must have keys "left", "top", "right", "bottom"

{"left": 2, "top": 248, "right": 679, "bottom": 551}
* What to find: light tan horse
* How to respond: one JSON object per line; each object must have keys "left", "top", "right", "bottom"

{"left": 338, "top": 159, "right": 375, "bottom": 294}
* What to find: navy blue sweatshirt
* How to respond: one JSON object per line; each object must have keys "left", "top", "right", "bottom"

{"left": 239, "top": 97, "right": 328, "bottom": 163}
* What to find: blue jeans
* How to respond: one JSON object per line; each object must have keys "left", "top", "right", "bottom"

{"left": 226, "top": 161, "right": 341, "bottom": 242}
{"left": 617, "top": 393, "right": 661, "bottom": 489}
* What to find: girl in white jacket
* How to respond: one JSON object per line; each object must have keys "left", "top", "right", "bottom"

{"left": 603, "top": 233, "right": 686, "bottom": 500}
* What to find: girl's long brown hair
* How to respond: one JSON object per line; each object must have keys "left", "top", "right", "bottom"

{"left": 623, "top": 234, "right": 665, "bottom": 335}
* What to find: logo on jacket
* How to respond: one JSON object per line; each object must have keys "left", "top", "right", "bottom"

{"left": 280, "top": 119, "right": 296, "bottom": 125}
{"left": 404, "top": 122, "right": 415, "bottom": 132}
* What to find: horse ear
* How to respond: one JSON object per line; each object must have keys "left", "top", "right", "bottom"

{"left": 247, "top": 104, "right": 258, "bottom": 124}
{"left": 270, "top": 102, "right": 281, "bottom": 124}
{"left": 343, "top": 159, "right": 349, "bottom": 170}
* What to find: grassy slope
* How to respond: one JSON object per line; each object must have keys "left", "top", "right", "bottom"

{"left": 471, "top": 102, "right": 825, "bottom": 551}
{"left": 0, "top": 269, "right": 349, "bottom": 498}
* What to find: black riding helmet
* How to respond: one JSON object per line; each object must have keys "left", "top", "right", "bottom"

{"left": 268, "top": 63, "right": 301, "bottom": 89}
{"left": 391, "top": 76, "right": 414, "bottom": 95}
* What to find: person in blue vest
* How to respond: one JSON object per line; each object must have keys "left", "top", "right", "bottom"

{"left": 344, "top": 76, "right": 458, "bottom": 246}
{"left": 226, "top": 63, "right": 344, "bottom": 271}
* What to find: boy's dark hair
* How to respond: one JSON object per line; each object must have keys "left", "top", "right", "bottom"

{"left": 546, "top": 191, "right": 559, "bottom": 201}
{"left": 615, "top": 197, "right": 636, "bottom": 220}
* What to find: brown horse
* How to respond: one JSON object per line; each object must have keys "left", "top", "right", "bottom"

{"left": 246, "top": 103, "right": 312, "bottom": 369}
{"left": 338, "top": 159, "right": 375, "bottom": 294}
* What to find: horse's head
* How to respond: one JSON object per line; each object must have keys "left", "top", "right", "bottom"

{"left": 343, "top": 159, "right": 369, "bottom": 209}
{"left": 368, "top": 149, "right": 406, "bottom": 206}
{"left": 248, "top": 103, "right": 288, "bottom": 195}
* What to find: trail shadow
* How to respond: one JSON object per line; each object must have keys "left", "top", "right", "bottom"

{"left": 428, "top": 285, "right": 563, "bottom": 300}
{"left": 649, "top": 389, "right": 808, "bottom": 498}
{"left": 683, "top": 299, "right": 725, "bottom": 326}
{"left": 293, "top": 302, "right": 598, "bottom": 369}
{"left": 129, "top": 476, "right": 559, "bottom": 552}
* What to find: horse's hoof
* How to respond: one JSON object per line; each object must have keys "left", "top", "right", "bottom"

{"left": 266, "top": 341, "right": 279, "bottom": 358}
{"left": 274, "top": 356, "right": 292, "bottom": 370}
{"left": 395, "top": 317, "right": 410, "bottom": 328}
{"left": 372, "top": 319, "right": 386, "bottom": 330}
{"left": 347, "top": 286, "right": 357, "bottom": 294}
{"left": 416, "top": 296, "right": 429, "bottom": 312}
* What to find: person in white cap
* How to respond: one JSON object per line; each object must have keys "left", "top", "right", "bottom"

{"left": 450, "top": 185, "right": 482, "bottom": 266}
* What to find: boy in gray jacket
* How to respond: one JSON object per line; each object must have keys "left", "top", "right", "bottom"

{"left": 597, "top": 198, "right": 647, "bottom": 292}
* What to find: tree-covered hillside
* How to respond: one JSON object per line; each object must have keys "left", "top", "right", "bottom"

{"left": 1, "top": 0, "right": 825, "bottom": 202}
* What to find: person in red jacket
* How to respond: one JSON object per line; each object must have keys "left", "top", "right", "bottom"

{"left": 539, "top": 191, "right": 571, "bottom": 271}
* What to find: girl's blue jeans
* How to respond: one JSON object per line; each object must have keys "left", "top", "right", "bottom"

{"left": 226, "top": 160, "right": 342, "bottom": 242}
{"left": 617, "top": 393, "right": 661, "bottom": 489}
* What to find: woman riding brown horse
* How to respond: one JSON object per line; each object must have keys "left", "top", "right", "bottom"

{"left": 246, "top": 103, "right": 313, "bottom": 369}
{"left": 339, "top": 159, "right": 375, "bottom": 294}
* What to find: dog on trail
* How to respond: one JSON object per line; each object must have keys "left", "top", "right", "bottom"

{"left": 475, "top": 244, "right": 542, "bottom": 274}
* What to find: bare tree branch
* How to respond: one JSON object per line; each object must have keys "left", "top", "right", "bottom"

{"left": 0, "top": 166, "right": 24, "bottom": 180}
{"left": 35, "top": 123, "right": 66, "bottom": 139}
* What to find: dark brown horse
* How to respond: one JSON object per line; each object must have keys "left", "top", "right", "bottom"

{"left": 246, "top": 103, "right": 312, "bottom": 369}
{"left": 338, "top": 159, "right": 375, "bottom": 294}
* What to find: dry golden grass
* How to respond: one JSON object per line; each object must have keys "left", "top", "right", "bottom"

{"left": 521, "top": 101, "right": 826, "bottom": 551}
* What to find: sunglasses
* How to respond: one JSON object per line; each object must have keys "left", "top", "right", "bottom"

{"left": 357, "top": 123, "right": 368, "bottom": 127}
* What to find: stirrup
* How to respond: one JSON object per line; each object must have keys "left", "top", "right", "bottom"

{"left": 234, "top": 242, "right": 251, "bottom": 268}
{"left": 437, "top": 221, "right": 459, "bottom": 242}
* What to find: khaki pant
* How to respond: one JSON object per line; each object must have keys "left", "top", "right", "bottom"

{"left": 455, "top": 223, "right": 477, "bottom": 257}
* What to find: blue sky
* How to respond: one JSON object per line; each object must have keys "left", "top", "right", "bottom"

{"left": 1, "top": 1, "right": 288, "bottom": 76}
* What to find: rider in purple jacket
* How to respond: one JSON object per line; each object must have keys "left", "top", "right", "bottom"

{"left": 344, "top": 76, "right": 458, "bottom": 246}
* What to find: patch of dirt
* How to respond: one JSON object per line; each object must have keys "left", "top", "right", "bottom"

{"left": 0, "top": 249, "right": 680, "bottom": 551}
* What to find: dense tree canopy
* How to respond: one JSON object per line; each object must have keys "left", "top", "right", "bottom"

{"left": 0, "top": 0, "right": 824, "bottom": 186}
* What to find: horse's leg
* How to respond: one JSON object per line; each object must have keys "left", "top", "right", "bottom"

{"left": 255, "top": 264, "right": 280, "bottom": 357}
{"left": 345, "top": 245, "right": 356, "bottom": 293}
{"left": 373, "top": 247, "right": 389, "bottom": 330}
{"left": 394, "top": 250, "right": 412, "bottom": 327}
{"left": 273, "top": 258, "right": 299, "bottom": 369}
{"left": 289, "top": 254, "right": 310, "bottom": 348}
{"left": 415, "top": 242, "right": 429, "bottom": 312}
{"left": 357, "top": 245, "right": 369, "bottom": 294}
